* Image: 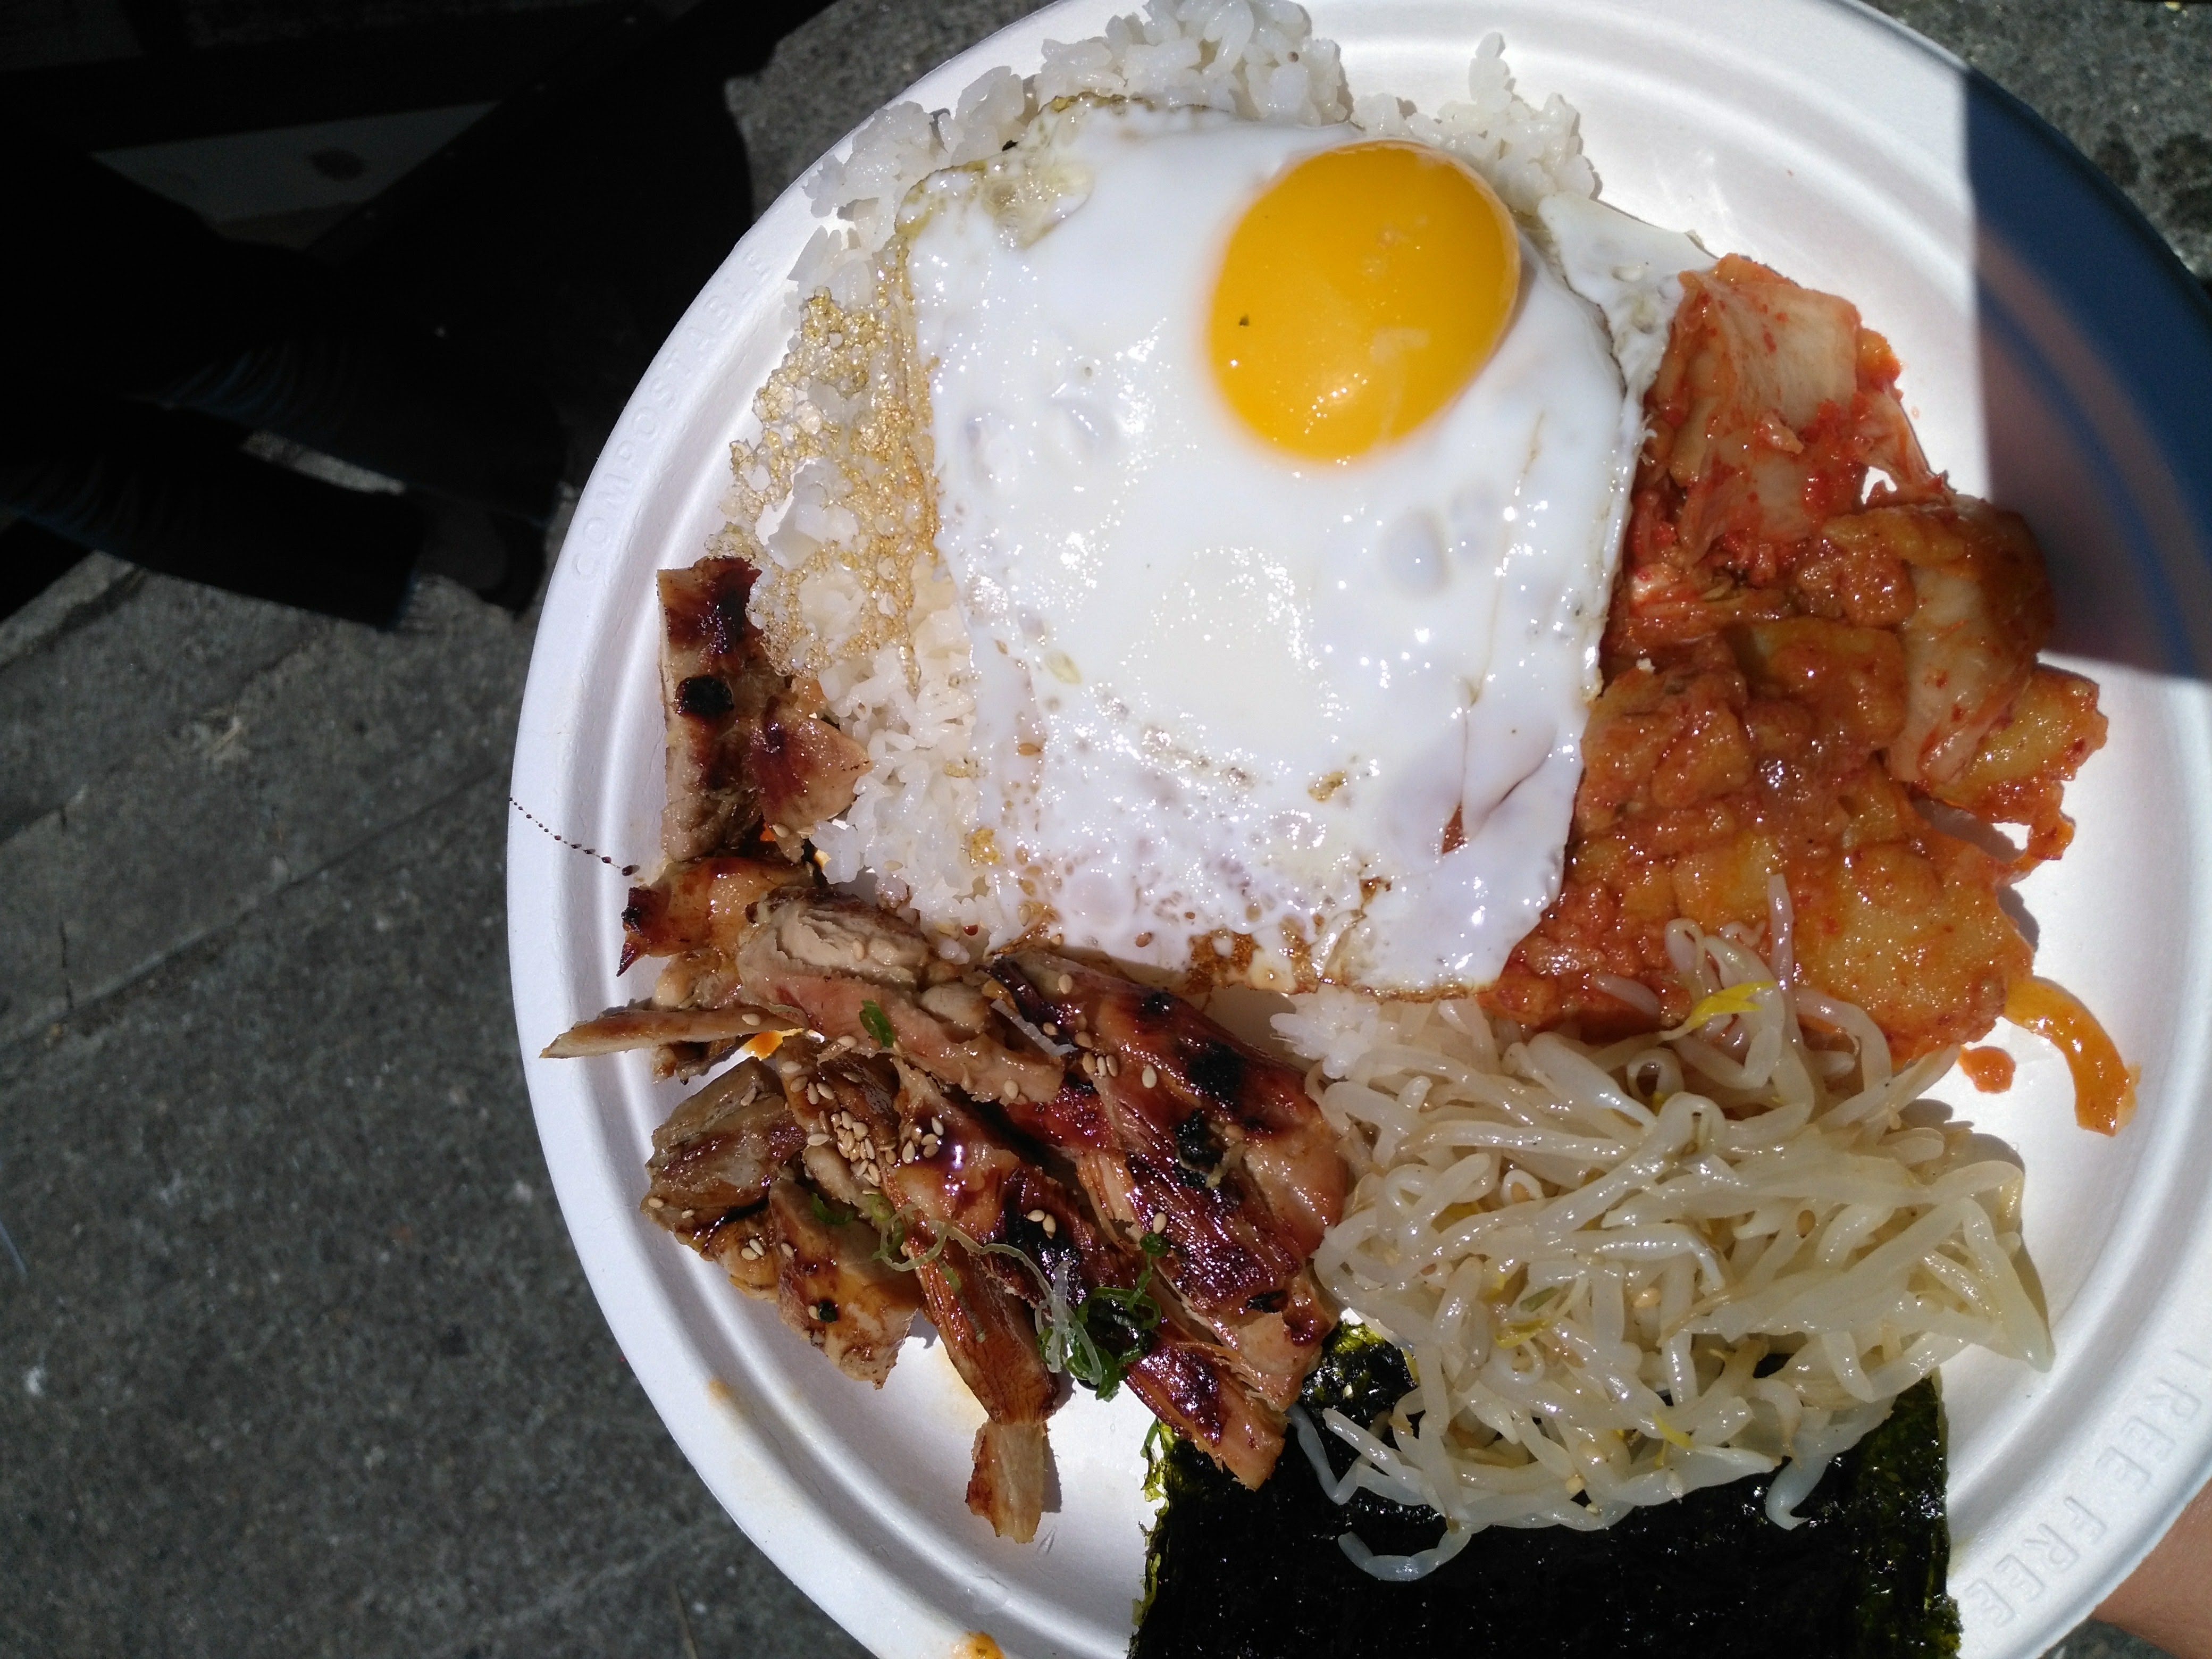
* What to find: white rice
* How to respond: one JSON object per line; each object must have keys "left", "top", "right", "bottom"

{"left": 1273, "top": 918, "right": 2049, "bottom": 1576}
{"left": 715, "top": 1, "right": 1601, "bottom": 952}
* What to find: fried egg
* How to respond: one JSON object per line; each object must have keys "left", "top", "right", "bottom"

{"left": 899, "top": 100, "right": 1707, "bottom": 993}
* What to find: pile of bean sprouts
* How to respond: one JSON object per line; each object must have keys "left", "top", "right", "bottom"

{"left": 1276, "top": 906, "right": 2049, "bottom": 1580}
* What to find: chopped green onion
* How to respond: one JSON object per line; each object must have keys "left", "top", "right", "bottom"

{"left": 853, "top": 1195, "right": 1167, "bottom": 1400}
{"left": 859, "top": 1000, "right": 896, "bottom": 1049}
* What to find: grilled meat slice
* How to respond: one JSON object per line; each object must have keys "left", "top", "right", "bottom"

{"left": 881, "top": 1062, "right": 1287, "bottom": 1488}
{"left": 642, "top": 1061, "right": 804, "bottom": 1228}
{"left": 998, "top": 954, "right": 1344, "bottom": 1258}
{"left": 764, "top": 1175, "right": 924, "bottom": 1386}
{"left": 914, "top": 1241, "right": 1059, "bottom": 1542}
{"left": 992, "top": 954, "right": 1344, "bottom": 1411}
{"left": 1030, "top": 1188, "right": 1291, "bottom": 1488}
{"left": 540, "top": 1001, "right": 797, "bottom": 1059}
{"left": 776, "top": 1059, "right": 1059, "bottom": 1540}
{"left": 660, "top": 555, "right": 867, "bottom": 862}
{"left": 595, "top": 861, "right": 1060, "bottom": 1101}
{"left": 750, "top": 691, "right": 871, "bottom": 854}
{"left": 967, "top": 1418, "right": 1051, "bottom": 1543}
{"left": 540, "top": 856, "right": 810, "bottom": 1075}
{"left": 618, "top": 856, "right": 806, "bottom": 972}
{"left": 661, "top": 556, "right": 789, "bottom": 861}
{"left": 635, "top": 1059, "right": 922, "bottom": 1385}
{"left": 1124, "top": 1331, "right": 1285, "bottom": 1490}
{"left": 735, "top": 890, "right": 1063, "bottom": 1107}
{"left": 637, "top": 1062, "right": 793, "bottom": 1294}
{"left": 699, "top": 1203, "right": 777, "bottom": 1296}
{"left": 785, "top": 1052, "right": 906, "bottom": 1206}
{"left": 542, "top": 857, "right": 808, "bottom": 1071}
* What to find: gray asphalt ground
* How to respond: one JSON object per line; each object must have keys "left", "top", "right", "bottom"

{"left": 3, "top": 1, "right": 2207, "bottom": 1655}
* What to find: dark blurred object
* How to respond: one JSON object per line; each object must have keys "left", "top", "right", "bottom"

{"left": 0, "top": 0, "right": 834, "bottom": 624}
{"left": 0, "top": 396, "right": 432, "bottom": 627}
{"left": 0, "top": 517, "right": 98, "bottom": 621}
{"left": 2, "top": 7, "right": 640, "bottom": 150}
{"left": 0, "top": 122, "right": 563, "bottom": 625}
{"left": 3, "top": 130, "right": 566, "bottom": 520}
{"left": 320, "top": 1, "right": 834, "bottom": 453}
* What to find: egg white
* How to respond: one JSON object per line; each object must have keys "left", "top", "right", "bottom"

{"left": 899, "top": 100, "right": 1708, "bottom": 992}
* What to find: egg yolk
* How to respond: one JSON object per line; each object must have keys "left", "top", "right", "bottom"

{"left": 1209, "top": 140, "right": 1521, "bottom": 461}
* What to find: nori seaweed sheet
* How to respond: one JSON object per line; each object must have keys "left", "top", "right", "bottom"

{"left": 1133, "top": 1325, "right": 1959, "bottom": 1659}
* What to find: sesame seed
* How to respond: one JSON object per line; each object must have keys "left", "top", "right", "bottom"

{"left": 806, "top": 1134, "right": 830, "bottom": 1147}
{"left": 1001, "top": 1080, "right": 1019, "bottom": 1101}
{"left": 921, "top": 1135, "right": 940, "bottom": 1154}
{"left": 1141, "top": 1066, "right": 1158, "bottom": 1089}
{"left": 780, "top": 1242, "right": 795, "bottom": 1258}
{"left": 1042, "top": 1023, "right": 1059, "bottom": 1037}
{"left": 931, "top": 1117, "right": 944, "bottom": 1135}
{"left": 646, "top": 1197, "right": 665, "bottom": 1209}
{"left": 1150, "top": 1211, "right": 1167, "bottom": 1234}
{"left": 1105, "top": 1055, "right": 1120, "bottom": 1076}
{"left": 1042, "top": 1216, "right": 1058, "bottom": 1236}
{"left": 1057, "top": 974, "right": 1075, "bottom": 994}
{"left": 742, "top": 1012, "right": 761, "bottom": 1027}
{"left": 1026, "top": 1210, "right": 1047, "bottom": 1224}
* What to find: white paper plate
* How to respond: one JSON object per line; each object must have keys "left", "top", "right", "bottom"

{"left": 508, "top": 4, "right": 2212, "bottom": 1655}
